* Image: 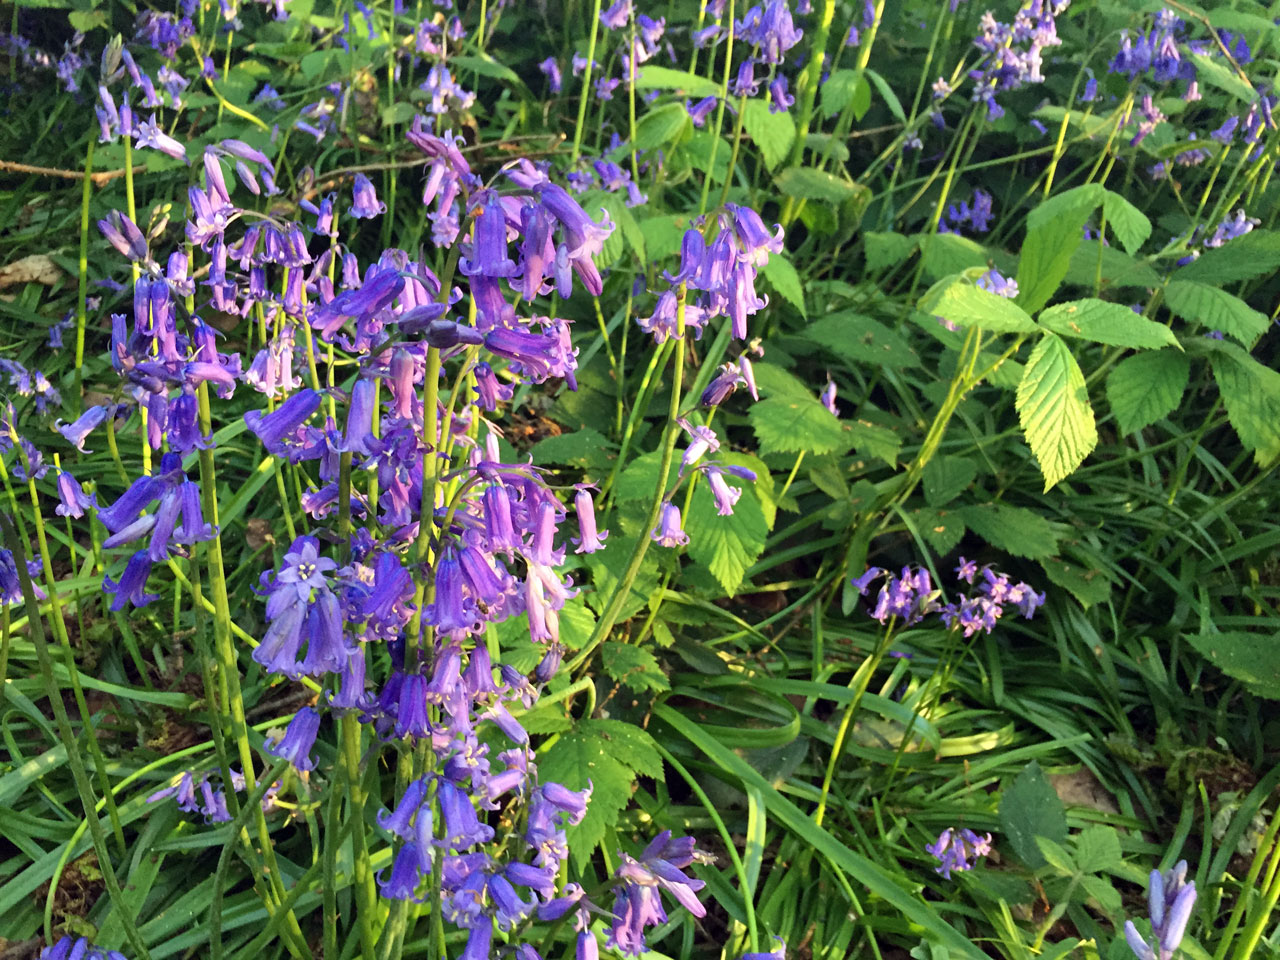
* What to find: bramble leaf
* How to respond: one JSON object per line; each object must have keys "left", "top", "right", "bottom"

{"left": 1016, "top": 333, "right": 1098, "bottom": 490}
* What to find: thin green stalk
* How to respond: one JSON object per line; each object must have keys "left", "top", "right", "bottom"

{"left": 0, "top": 514, "right": 152, "bottom": 960}
{"left": 570, "top": 0, "right": 604, "bottom": 164}
{"left": 569, "top": 287, "right": 688, "bottom": 674}
{"left": 75, "top": 134, "right": 94, "bottom": 409}
{"left": 698, "top": 0, "right": 736, "bottom": 215}
{"left": 1223, "top": 805, "right": 1280, "bottom": 960}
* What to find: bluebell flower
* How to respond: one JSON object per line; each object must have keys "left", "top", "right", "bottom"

{"left": 741, "top": 936, "right": 787, "bottom": 960}
{"left": 378, "top": 841, "right": 428, "bottom": 901}
{"left": 55, "top": 471, "right": 94, "bottom": 519}
{"left": 438, "top": 779, "right": 495, "bottom": 850}
{"left": 768, "top": 75, "right": 794, "bottom": 113}
{"left": 572, "top": 485, "right": 608, "bottom": 553}
{"left": 0, "top": 547, "right": 45, "bottom": 605}
{"left": 600, "top": 0, "right": 632, "bottom": 28}
{"left": 538, "top": 57, "right": 562, "bottom": 92}
{"left": 98, "top": 211, "right": 149, "bottom": 262}
{"left": 1125, "top": 861, "right": 1197, "bottom": 960}
{"left": 39, "top": 936, "right": 128, "bottom": 960}
{"left": 104, "top": 551, "right": 160, "bottom": 611}
{"left": 349, "top": 172, "right": 386, "bottom": 218}
{"left": 609, "top": 830, "right": 707, "bottom": 955}
{"left": 265, "top": 706, "right": 322, "bottom": 771}
{"left": 926, "top": 827, "right": 992, "bottom": 879}
{"left": 651, "top": 502, "right": 689, "bottom": 548}
{"left": 135, "top": 114, "right": 187, "bottom": 160}
{"left": 976, "top": 268, "right": 1018, "bottom": 298}
{"left": 244, "top": 388, "right": 322, "bottom": 456}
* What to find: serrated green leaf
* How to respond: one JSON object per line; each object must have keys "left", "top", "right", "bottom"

{"left": 762, "top": 254, "right": 806, "bottom": 316}
{"left": 864, "top": 67, "right": 906, "bottom": 122}
{"left": 633, "top": 65, "right": 720, "bottom": 97}
{"left": 749, "top": 361, "right": 812, "bottom": 401}
{"left": 1106, "top": 350, "right": 1190, "bottom": 435}
{"left": 634, "top": 101, "right": 691, "bottom": 150}
{"left": 1175, "top": 230, "right": 1280, "bottom": 284}
{"left": 958, "top": 504, "right": 1061, "bottom": 559}
{"left": 999, "top": 760, "right": 1068, "bottom": 869}
{"left": 639, "top": 214, "right": 691, "bottom": 260}
{"left": 1038, "top": 299, "right": 1178, "bottom": 349}
{"left": 741, "top": 98, "right": 796, "bottom": 171}
{"left": 1075, "top": 825, "right": 1122, "bottom": 873}
{"left": 1065, "top": 240, "right": 1162, "bottom": 290}
{"left": 918, "top": 277, "right": 1038, "bottom": 333}
{"left": 821, "top": 69, "right": 870, "bottom": 120}
{"left": 1183, "top": 631, "right": 1280, "bottom": 699}
{"left": 919, "top": 233, "right": 989, "bottom": 281}
{"left": 601, "top": 642, "right": 670, "bottom": 692}
{"left": 864, "top": 232, "right": 918, "bottom": 273}
{"left": 539, "top": 730, "right": 637, "bottom": 871}
{"left": 910, "top": 507, "right": 966, "bottom": 555}
{"left": 1188, "top": 52, "right": 1257, "bottom": 102}
{"left": 848, "top": 419, "right": 901, "bottom": 466}
{"left": 1102, "top": 190, "right": 1152, "bottom": 254}
{"left": 774, "top": 166, "right": 859, "bottom": 203}
{"left": 1165, "top": 280, "right": 1269, "bottom": 344}
{"left": 1081, "top": 875, "right": 1124, "bottom": 915}
{"left": 1016, "top": 333, "right": 1098, "bottom": 490}
{"left": 530, "top": 427, "right": 615, "bottom": 471}
{"left": 685, "top": 453, "right": 772, "bottom": 596}
{"left": 749, "top": 396, "right": 851, "bottom": 457}
{"left": 805, "top": 312, "right": 919, "bottom": 369}
{"left": 586, "top": 719, "right": 664, "bottom": 778}
{"left": 923, "top": 456, "right": 977, "bottom": 507}
{"left": 1036, "top": 837, "right": 1078, "bottom": 874}
{"left": 1204, "top": 340, "right": 1280, "bottom": 466}
{"left": 1039, "top": 555, "right": 1112, "bottom": 608}
{"left": 1017, "top": 184, "right": 1104, "bottom": 313}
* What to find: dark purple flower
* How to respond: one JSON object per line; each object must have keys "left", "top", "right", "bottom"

{"left": 349, "top": 172, "right": 385, "bottom": 218}
{"left": 650, "top": 502, "right": 688, "bottom": 548}
{"left": 265, "top": 706, "right": 322, "bottom": 771}
{"left": 538, "top": 57, "right": 562, "bottom": 92}
{"left": 104, "top": 550, "right": 159, "bottom": 610}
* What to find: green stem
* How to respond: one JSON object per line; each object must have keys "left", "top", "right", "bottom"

{"left": 569, "top": 287, "right": 688, "bottom": 674}
{"left": 0, "top": 514, "right": 152, "bottom": 960}
{"left": 75, "top": 134, "right": 94, "bottom": 410}
{"left": 698, "top": 0, "right": 736, "bottom": 216}
{"left": 570, "top": 0, "right": 604, "bottom": 164}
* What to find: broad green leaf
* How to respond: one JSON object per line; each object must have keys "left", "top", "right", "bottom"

{"left": 1188, "top": 52, "right": 1257, "bottom": 102}
{"left": 910, "top": 507, "right": 966, "bottom": 555}
{"left": 1038, "top": 298, "right": 1178, "bottom": 349}
{"left": 749, "top": 396, "right": 851, "bottom": 457}
{"left": 531, "top": 427, "right": 615, "bottom": 472}
{"left": 1017, "top": 184, "right": 1104, "bottom": 313}
{"left": 864, "top": 67, "right": 906, "bottom": 122}
{"left": 741, "top": 98, "right": 796, "bottom": 171}
{"left": 1075, "top": 825, "right": 1122, "bottom": 873}
{"left": 804, "top": 312, "right": 919, "bottom": 369}
{"left": 999, "top": 760, "right": 1068, "bottom": 869}
{"left": 639, "top": 214, "right": 692, "bottom": 260}
{"left": 1106, "top": 350, "right": 1190, "bottom": 435}
{"left": 848, "top": 419, "right": 901, "bottom": 467}
{"left": 1174, "top": 230, "right": 1280, "bottom": 284}
{"left": 451, "top": 53, "right": 521, "bottom": 83}
{"left": 1039, "top": 555, "right": 1112, "bottom": 608}
{"left": 1165, "top": 280, "right": 1269, "bottom": 344}
{"left": 864, "top": 232, "right": 917, "bottom": 273}
{"left": 762, "top": 254, "right": 806, "bottom": 316}
{"left": 634, "top": 101, "right": 691, "bottom": 150}
{"left": 1204, "top": 340, "right": 1280, "bottom": 466}
{"left": 1183, "top": 631, "right": 1280, "bottom": 700}
{"left": 1081, "top": 875, "right": 1124, "bottom": 915}
{"left": 774, "top": 166, "right": 859, "bottom": 203}
{"left": 1102, "top": 190, "right": 1152, "bottom": 254}
{"left": 918, "top": 277, "right": 1038, "bottom": 333}
{"left": 923, "top": 456, "right": 977, "bottom": 507}
{"left": 958, "top": 503, "right": 1061, "bottom": 560}
{"left": 685, "top": 452, "right": 773, "bottom": 596}
{"left": 601, "top": 642, "right": 670, "bottom": 692}
{"left": 1036, "top": 837, "right": 1078, "bottom": 874}
{"left": 654, "top": 704, "right": 989, "bottom": 960}
{"left": 919, "top": 233, "right": 989, "bottom": 281}
{"left": 633, "top": 65, "right": 720, "bottom": 97}
{"left": 1016, "top": 333, "right": 1098, "bottom": 490}
{"left": 68, "top": 9, "right": 108, "bottom": 29}
{"left": 749, "top": 361, "right": 813, "bottom": 401}
{"left": 821, "top": 69, "right": 870, "bottom": 120}
{"left": 1065, "top": 240, "right": 1162, "bottom": 290}
{"left": 540, "top": 721, "right": 660, "bottom": 871}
